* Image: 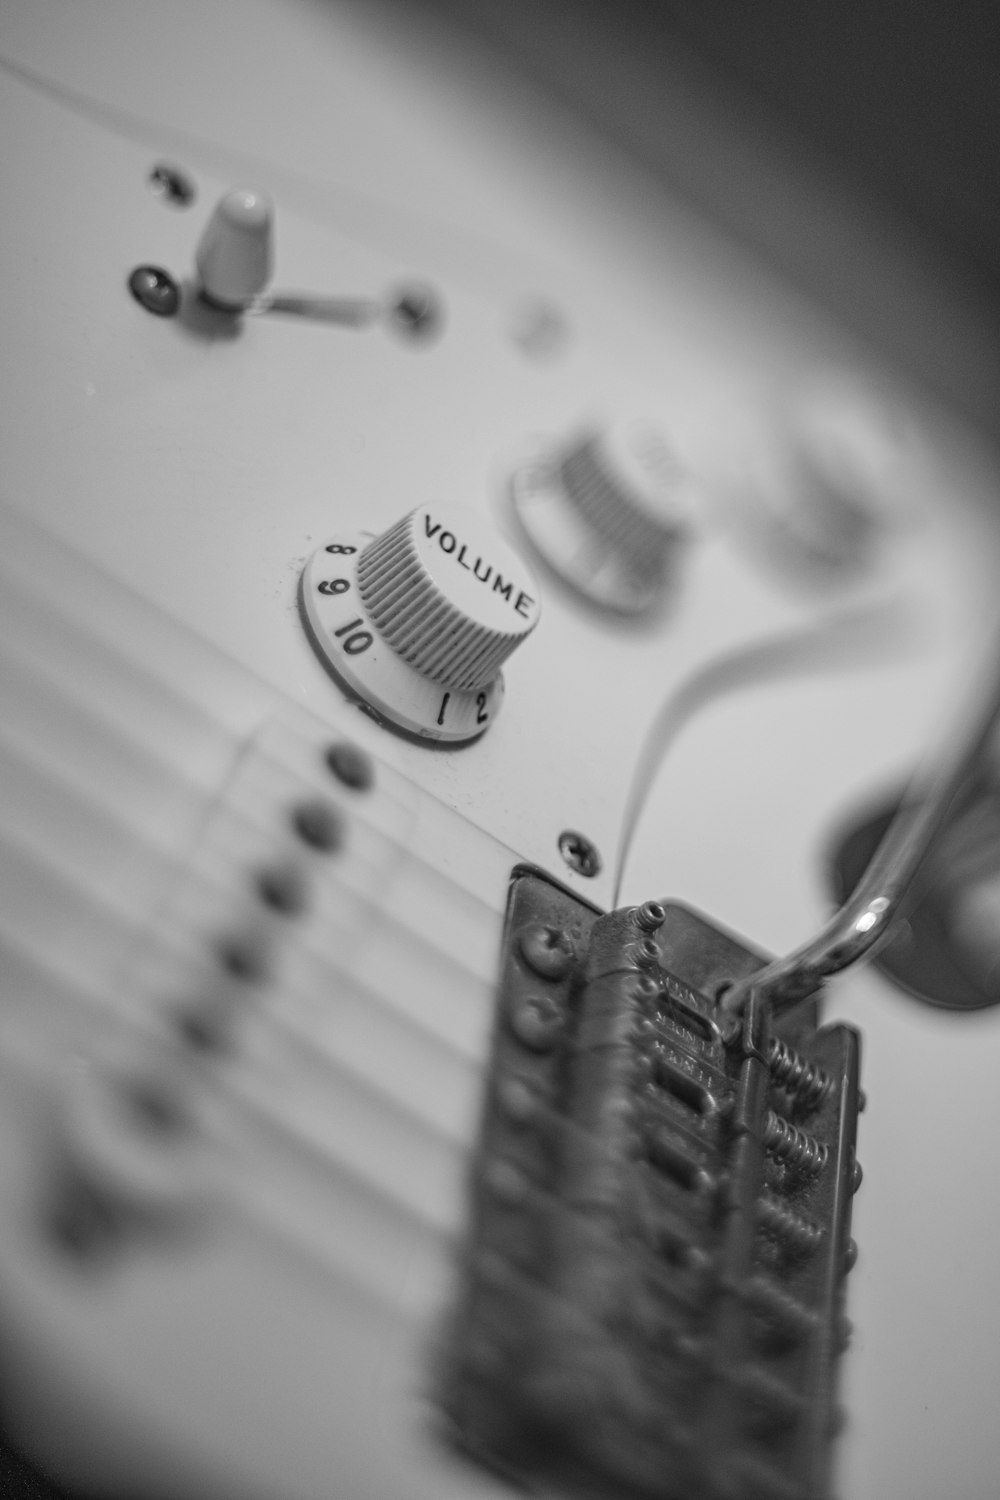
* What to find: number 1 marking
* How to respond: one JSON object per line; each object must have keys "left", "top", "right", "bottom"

{"left": 437, "top": 692, "right": 451, "bottom": 726}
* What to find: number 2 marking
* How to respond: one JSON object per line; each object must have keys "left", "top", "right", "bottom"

{"left": 476, "top": 692, "right": 489, "bottom": 724}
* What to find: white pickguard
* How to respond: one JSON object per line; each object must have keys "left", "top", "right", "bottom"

{"left": 1, "top": 3, "right": 1000, "bottom": 1497}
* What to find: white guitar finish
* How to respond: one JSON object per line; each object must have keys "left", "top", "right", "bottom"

{"left": 1, "top": 3, "right": 1000, "bottom": 1497}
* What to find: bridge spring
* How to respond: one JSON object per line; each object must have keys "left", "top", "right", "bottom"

{"left": 762, "top": 1112, "right": 829, "bottom": 1175}
{"left": 767, "top": 1037, "right": 832, "bottom": 1110}
{"left": 756, "top": 1193, "right": 824, "bottom": 1256}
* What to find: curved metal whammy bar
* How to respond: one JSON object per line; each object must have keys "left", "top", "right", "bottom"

{"left": 721, "top": 618, "right": 1000, "bottom": 1018}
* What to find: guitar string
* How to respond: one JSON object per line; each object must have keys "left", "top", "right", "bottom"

{"left": 1, "top": 538, "right": 917, "bottom": 1217}
{"left": 0, "top": 509, "right": 924, "bottom": 1286}
{"left": 0, "top": 574, "right": 496, "bottom": 1243}
{"left": 0, "top": 596, "right": 495, "bottom": 1085}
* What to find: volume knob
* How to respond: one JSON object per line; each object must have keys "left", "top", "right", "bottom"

{"left": 303, "top": 503, "right": 540, "bottom": 741}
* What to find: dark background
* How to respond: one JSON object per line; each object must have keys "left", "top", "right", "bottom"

{"left": 612, "top": 0, "right": 999, "bottom": 298}
{"left": 4, "top": 4, "right": 997, "bottom": 1496}
{"left": 442, "top": 0, "right": 1000, "bottom": 427}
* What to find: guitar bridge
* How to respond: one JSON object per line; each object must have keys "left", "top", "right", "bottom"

{"left": 440, "top": 871, "right": 862, "bottom": 1500}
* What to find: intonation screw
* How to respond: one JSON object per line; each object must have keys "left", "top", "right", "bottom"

{"left": 634, "top": 900, "right": 666, "bottom": 932}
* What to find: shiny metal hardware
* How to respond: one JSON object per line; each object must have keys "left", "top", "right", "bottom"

{"left": 722, "top": 617, "right": 1000, "bottom": 1017}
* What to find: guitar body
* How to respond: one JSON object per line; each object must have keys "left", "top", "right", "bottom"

{"left": 1, "top": 4, "right": 999, "bottom": 1497}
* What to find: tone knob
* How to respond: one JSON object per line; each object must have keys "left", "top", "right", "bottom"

{"left": 728, "top": 374, "right": 918, "bottom": 591}
{"left": 195, "top": 187, "right": 274, "bottom": 311}
{"left": 302, "top": 503, "right": 540, "bottom": 741}
{"left": 784, "top": 377, "right": 914, "bottom": 573}
{"left": 509, "top": 420, "right": 693, "bottom": 616}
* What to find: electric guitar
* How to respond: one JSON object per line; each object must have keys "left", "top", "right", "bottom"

{"left": 1, "top": 4, "right": 999, "bottom": 1498}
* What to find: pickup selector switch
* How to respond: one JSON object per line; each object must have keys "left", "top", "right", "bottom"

{"left": 510, "top": 420, "right": 692, "bottom": 617}
{"left": 195, "top": 187, "right": 274, "bottom": 311}
{"left": 303, "top": 503, "right": 539, "bottom": 741}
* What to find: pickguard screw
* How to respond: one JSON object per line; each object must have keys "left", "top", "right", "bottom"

{"left": 509, "top": 991, "right": 563, "bottom": 1051}
{"left": 127, "top": 265, "right": 180, "bottom": 317}
{"left": 558, "top": 830, "right": 601, "bottom": 878}
{"left": 518, "top": 922, "right": 575, "bottom": 980}
{"left": 147, "top": 162, "right": 196, "bottom": 207}
{"left": 388, "top": 282, "right": 443, "bottom": 341}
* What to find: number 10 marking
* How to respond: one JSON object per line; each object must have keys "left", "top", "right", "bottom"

{"left": 333, "top": 617, "right": 374, "bottom": 655}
